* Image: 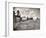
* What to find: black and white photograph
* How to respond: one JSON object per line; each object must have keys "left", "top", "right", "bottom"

{"left": 0, "top": 0, "right": 46, "bottom": 37}
{"left": 13, "top": 7, "right": 40, "bottom": 30}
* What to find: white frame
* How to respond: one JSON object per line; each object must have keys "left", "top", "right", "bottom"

{"left": 6, "top": 1, "right": 46, "bottom": 38}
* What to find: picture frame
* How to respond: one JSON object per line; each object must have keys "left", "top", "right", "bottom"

{"left": 5, "top": 1, "right": 46, "bottom": 38}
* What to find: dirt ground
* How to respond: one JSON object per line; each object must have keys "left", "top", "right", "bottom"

{"left": 13, "top": 19, "right": 40, "bottom": 30}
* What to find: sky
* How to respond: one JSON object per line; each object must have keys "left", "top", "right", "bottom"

{"left": 13, "top": 7, "right": 40, "bottom": 18}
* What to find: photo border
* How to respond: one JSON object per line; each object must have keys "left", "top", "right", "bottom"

{"left": 5, "top": 1, "right": 45, "bottom": 37}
